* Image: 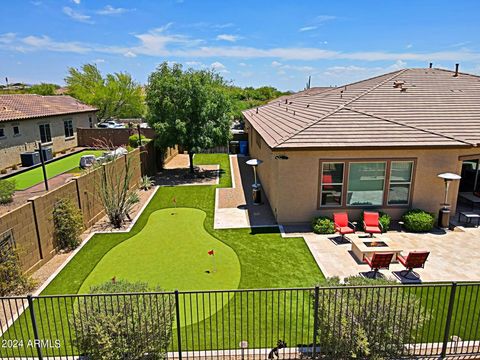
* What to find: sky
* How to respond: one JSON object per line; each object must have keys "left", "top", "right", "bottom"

{"left": 1, "top": 0, "right": 480, "bottom": 91}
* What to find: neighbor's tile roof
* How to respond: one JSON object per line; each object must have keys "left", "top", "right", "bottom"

{"left": 243, "top": 68, "right": 480, "bottom": 149}
{"left": 0, "top": 95, "right": 97, "bottom": 122}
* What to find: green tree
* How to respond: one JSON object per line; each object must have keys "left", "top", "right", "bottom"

{"left": 65, "top": 64, "right": 145, "bottom": 121}
{"left": 146, "top": 62, "right": 232, "bottom": 173}
{"left": 27, "top": 83, "right": 59, "bottom": 95}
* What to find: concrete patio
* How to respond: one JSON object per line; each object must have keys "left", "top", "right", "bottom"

{"left": 282, "top": 225, "right": 480, "bottom": 283}
{"left": 214, "top": 155, "right": 277, "bottom": 229}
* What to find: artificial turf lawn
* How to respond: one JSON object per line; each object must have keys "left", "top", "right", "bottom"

{"left": 79, "top": 208, "right": 241, "bottom": 293}
{"left": 10, "top": 150, "right": 105, "bottom": 190}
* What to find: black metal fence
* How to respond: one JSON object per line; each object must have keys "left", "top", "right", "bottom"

{"left": 1, "top": 282, "right": 479, "bottom": 359}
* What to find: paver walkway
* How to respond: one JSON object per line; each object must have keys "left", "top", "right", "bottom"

{"left": 214, "top": 155, "right": 276, "bottom": 229}
{"left": 282, "top": 225, "right": 480, "bottom": 283}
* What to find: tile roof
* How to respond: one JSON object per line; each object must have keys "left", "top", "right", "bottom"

{"left": 243, "top": 68, "right": 480, "bottom": 149}
{"left": 0, "top": 95, "right": 97, "bottom": 122}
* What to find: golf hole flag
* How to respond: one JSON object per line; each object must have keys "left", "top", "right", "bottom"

{"left": 208, "top": 249, "right": 216, "bottom": 272}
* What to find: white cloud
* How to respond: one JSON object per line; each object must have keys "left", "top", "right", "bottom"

{"left": 216, "top": 34, "right": 241, "bottom": 42}
{"left": 271, "top": 61, "right": 282, "bottom": 67}
{"left": 211, "top": 61, "right": 229, "bottom": 73}
{"left": 186, "top": 61, "right": 201, "bottom": 66}
{"left": 406, "top": 43, "right": 413, "bottom": 49}
{"left": 299, "top": 26, "right": 317, "bottom": 32}
{"left": 124, "top": 51, "right": 137, "bottom": 58}
{"left": 71, "top": 0, "right": 80, "bottom": 4}
{"left": 92, "top": 58, "right": 105, "bottom": 63}
{"left": 62, "top": 6, "right": 92, "bottom": 23}
{"left": 239, "top": 62, "right": 247, "bottom": 67}
{"left": 30, "top": 1, "right": 42, "bottom": 6}
{"left": 0, "top": 33, "right": 16, "bottom": 44}
{"left": 316, "top": 15, "right": 337, "bottom": 23}
{"left": 21, "top": 35, "right": 90, "bottom": 53}
{"left": 96, "top": 5, "right": 133, "bottom": 15}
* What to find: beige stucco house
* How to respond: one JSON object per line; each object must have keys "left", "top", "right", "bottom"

{"left": 243, "top": 67, "right": 480, "bottom": 224}
{"left": 0, "top": 95, "right": 97, "bottom": 170}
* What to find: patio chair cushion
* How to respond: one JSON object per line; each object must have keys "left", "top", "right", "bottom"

{"left": 365, "top": 252, "right": 394, "bottom": 270}
{"left": 336, "top": 226, "right": 355, "bottom": 235}
{"left": 364, "top": 225, "right": 382, "bottom": 234}
{"left": 397, "top": 251, "right": 430, "bottom": 270}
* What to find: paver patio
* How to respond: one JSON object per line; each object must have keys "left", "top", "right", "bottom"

{"left": 282, "top": 225, "right": 480, "bottom": 283}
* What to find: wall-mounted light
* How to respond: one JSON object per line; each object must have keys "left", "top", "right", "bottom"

{"left": 275, "top": 155, "right": 289, "bottom": 160}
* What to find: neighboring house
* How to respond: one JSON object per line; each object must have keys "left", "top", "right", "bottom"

{"left": 242, "top": 67, "right": 480, "bottom": 224}
{"left": 0, "top": 95, "right": 97, "bottom": 170}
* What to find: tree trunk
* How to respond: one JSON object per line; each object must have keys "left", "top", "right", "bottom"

{"left": 188, "top": 151, "right": 194, "bottom": 174}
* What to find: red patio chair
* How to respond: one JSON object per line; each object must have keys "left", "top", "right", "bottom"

{"left": 364, "top": 252, "right": 394, "bottom": 278}
{"left": 363, "top": 211, "right": 383, "bottom": 237}
{"left": 397, "top": 251, "right": 430, "bottom": 279}
{"left": 333, "top": 212, "right": 355, "bottom": 240}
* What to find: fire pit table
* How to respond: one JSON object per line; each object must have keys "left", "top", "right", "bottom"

{"left": 348, "top": 234, "right": 403, "bottom": 263}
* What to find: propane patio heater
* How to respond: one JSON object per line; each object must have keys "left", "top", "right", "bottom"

{"left": 246, "top": 158, "right": 263, "bottom": 205}
{"left": 437, "top": 172, "right": 461, "bottom": 228}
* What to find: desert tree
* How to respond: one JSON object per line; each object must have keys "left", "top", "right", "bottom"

{"left": 146, "top": 62, "right": 232, "bottom": 173}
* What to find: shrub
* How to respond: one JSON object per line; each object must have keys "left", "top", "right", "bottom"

{"left": 379, "top": 212, "right": 392, "bottom": 232}
{"left": 52, "top": 198, "right": 84, "bottom": 250}
{"left": 71, "top": 280, "right": 174, "bottom": 360}
{"left": 313, "top": 276, "right": 427, "bottom": 359}
{"left": 0, "top": 179, "right": 16, "bottom": 204}
{"left": 140, "top": 175, "right": 154, "bottom": 191}
{"left": 0, "top": 169, "right": 7, "bottom": 174}
{"left": 129, "top": 134, "right": 150, "bottom": 148}
{"left": 402, "top": 209, "right": 435, "bottom": 232}
{"left": 0, "top": 243, "right": 34, "bottom": 296}
{"left": 311, "top": 216, "right": 335, "bottom": 234}
{"left": 11, "top": 164, "right": 18, "bottom": 171}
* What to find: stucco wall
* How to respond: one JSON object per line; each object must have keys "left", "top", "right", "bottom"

{"left": 245, "top": 120, "right": 480, "bottom": 225}
{"left": 0, "top": 111, "right": 96, "bottom": 170}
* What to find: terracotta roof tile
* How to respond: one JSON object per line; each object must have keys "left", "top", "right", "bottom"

{"left": 0, "top": 95, "right": 97, "bottom": 122}
{"left": 243, "top": 68, "right": 480, "bottom": 149}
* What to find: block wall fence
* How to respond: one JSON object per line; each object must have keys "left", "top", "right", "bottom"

{"left": 0, "top": 148, "right": 143, "bottom": 274}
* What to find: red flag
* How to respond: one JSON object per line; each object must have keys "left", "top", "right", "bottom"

{"left": 208, "top": 250, "right": 214, "bottom": 256}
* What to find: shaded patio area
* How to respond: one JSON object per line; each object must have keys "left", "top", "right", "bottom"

{"left": 281, "top": 225, "right": 480, "bottom": 283}
{"left": 214, "top": 155, "right": 277, "bottom": 229}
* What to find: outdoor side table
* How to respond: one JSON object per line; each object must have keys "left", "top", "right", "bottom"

{"left": 459, "top": 212, "right": 480, "bottom": 227}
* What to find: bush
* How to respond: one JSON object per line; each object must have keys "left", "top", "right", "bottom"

{"left": 357, "top": 211, "right": 392, "bottom": 232}
{"left": 72, "top": 280, "right": 174, "bottom": 360}
{"left": 0, "top": 243, "right": 34, "bottom": 296}
{"left": 140, "top": 175, "right": 154, "bottom": 191}
{"left": 402, "top": 209, "right": 435, "bottom": 232}
{"left": 0, "top": 179, "right": 15, "bottom": 204}
{"left": 313, "top": 276, "right": 427, "bottom": 359}
{"left": 52, "top": 198, "right": 84, "bottom": 250}
{"left": 311, "top": 216, "right": 335, "bottom": 234}
{"left": 0, "top": 169, "right": 7, "bottom": 174}
{"left": 129, "top": 134, "right": 151, "bottom": 148}
{"left": 11, "top": 164, "right": 18, "bottom": 171}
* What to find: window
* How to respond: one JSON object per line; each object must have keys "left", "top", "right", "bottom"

{"left": 347, "top": 162, "right": 386, "bottom": 206}
{"left": 13, "top": 125, "right": 20, "bottom": 136}
{"left": 64, "top": 119, "right": 74, "bottom": 138}
{"left": 39, "top": 123, "right": 51, "bottom": 143}
{"left": 388, "top": 161, "right": 413, "bottom": 205}
{"left": 88, "top": 116, "right": 93, "bottom": 129}
{"left": 0, "top": 128, "right": 5, "bottom": 138}
{"left": 320, "top": 162, "right": 344, "bottom": 206}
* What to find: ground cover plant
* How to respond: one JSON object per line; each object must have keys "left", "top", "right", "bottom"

{"left": 0, "top": 179, "right": 15, "bottom": 204}
{"left": 9, "top": 150, "right": 104, "bottom": 190}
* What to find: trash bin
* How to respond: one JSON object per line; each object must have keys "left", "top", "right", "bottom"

{"left": 239, "top": 141, "right": 248, "bottom": 155}
{"left": 438, "top": 208, "right": 451, "bottom": 228}
{"left": 229, "top": 141, "right": 240, "bottom": 154}
{"left": 252, "top": 183, "right": 262, "bottom": 205}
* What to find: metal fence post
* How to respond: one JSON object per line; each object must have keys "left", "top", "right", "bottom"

{"left": 174, "top": 290, "right": 182, "bottom": 360}
{"left": 441, "top": 282, "right": 457, "bottom": 358}
{"left": 312, "top": 286, "right": 320, "bottom": 358}
{"left": 27, "top": 295, "right": 43, "bottom": 360}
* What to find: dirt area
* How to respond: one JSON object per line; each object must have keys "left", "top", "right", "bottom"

{"left": 158, "top": 153, "right": 220, "bottom": 186}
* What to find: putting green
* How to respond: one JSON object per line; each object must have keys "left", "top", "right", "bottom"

{"left": 11, "top": 150, "right": 105, "bottom": 190}
{"left": 80, "top": 207, "right": 241, "bottom": 292}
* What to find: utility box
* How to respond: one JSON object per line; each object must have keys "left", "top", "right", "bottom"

{"left": 229, "top": 141, "right": 240, "bottom": 154}
{"left": 36, "top": 147, "right": 53, "bottom": 162}
{"left": 20, "top": 152, "right": 40, "bottom": 167}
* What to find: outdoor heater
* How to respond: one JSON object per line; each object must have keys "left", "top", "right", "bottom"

{"left": 246, "top": 158, "right": 263, "bottom": 205}
{"left": 437, "top": 172, "right": 462, "bottom": 228}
